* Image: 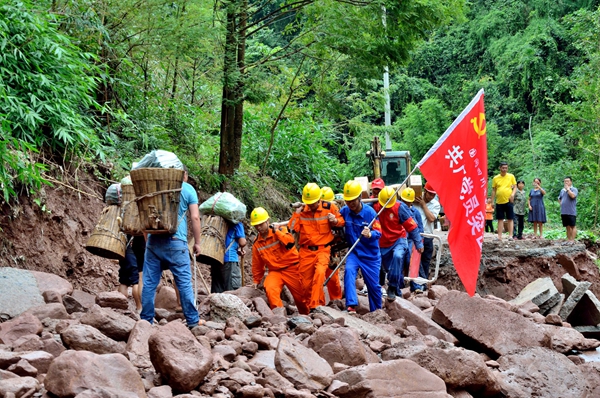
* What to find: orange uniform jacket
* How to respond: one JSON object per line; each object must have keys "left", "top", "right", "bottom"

{"left": 252, "top": 226, "right": 299, "bottom": 284}
{"left": 288, "top": 201, "right": 345, "bottom": 246}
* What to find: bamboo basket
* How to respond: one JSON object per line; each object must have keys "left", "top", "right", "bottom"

{"left": 120, "top": 184, "right": 143, "bottom": 236}
{"left": 196, "top": 214, "right": 228, "bottom": 268}
{"left": 86, "top": 205, "right": 127, "bottom": 260}
{"left": 130, "top": 168, "right": 185, "bottom": 234}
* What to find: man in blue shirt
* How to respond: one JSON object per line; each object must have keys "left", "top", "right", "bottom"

{"left": 140, "top": 167, "right": 202, "bottom": 329}
{"left": 339, "top": 180, "right": 382, "bottom": 313}
{"left": 212, "top": 222, "right": 247, "bottom": 292}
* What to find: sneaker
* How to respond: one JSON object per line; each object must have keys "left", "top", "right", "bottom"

{"left": 386, "top": 286, "right": 396, "bottom": 302}
{"left": 346, "top": 306, "right": 357, "bottom": 314}
{"left": 358, "top": 286, "right": 368, "bottom": 296}
{"left": 380, "top": 286, "right": 387, "bottom": 297}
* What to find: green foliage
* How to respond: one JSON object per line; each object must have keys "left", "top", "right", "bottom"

{"left": 0, "top": 1, "right": 103, "bottom": 155}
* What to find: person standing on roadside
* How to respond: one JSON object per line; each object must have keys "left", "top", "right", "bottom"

{"left": 485, "top": 197, "right": 494, "bottom": 233}
{"left": 491, "top": 162, "right": 517, "bottom": 241}
{"left": 559, "top": 176, "right": 578, "bottom": 243}
{"left": 211, "top": 221, "right": 247, "bottom": 293}
{"left": 250, "top": 207, "right": 309, "bottom": 315}
{"left": 527, "top": 178, "right": 547, "bottom": 239}
{"left": 512, "top": 180, "right": 526, "bottom": 240}
{"left": 414, "top": 182, "right": 441, "bottom": 291}
{"left": 141, "top": 167, "right": 202, "bottom": 329}
{"left": 339, "top": 180, "right": 382, "bottom": 313}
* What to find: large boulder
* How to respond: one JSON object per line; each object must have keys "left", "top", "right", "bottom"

{"left": 96, "top": 292, "right": 129, "bottom": 310}
{"left": 148, "top": 321, "right": 213, "bottom": 393}
{"left": 332, "top": 359, "right": 450, "bottom": 398}
{"left": 307, "top": 325, "right": 371, "bottom": 367}
{"left": 125, "top": 320, "right": 154, "bottom": 369}
{"left": 155, "top": 286, "right": 179, "bottom": 311}
{"left": 432, "top": 291, "right": 550, "bottom": 357}
{"left": 45, "top": 350, "right": 146, "bottom": 397}
{"left": 405, "top": 344, "right": 502, "bottom": 396}
{"left": 496, "top": 347, "right": 588, "bottom": 397}
{"left": 80, "top": 305, "right": 136, "bottom": 341}
{"left": 0, "top": 313, "right": 43, "bottom": 346}
{"left": 61, "top": 324, "right": 126, "bottom": 355}
{"left": 275, "top": 335, "right": 333, "bottom": 392}
{"left": 209, "top": 294, "right": 251, "bottom": 322}
{"left": 0, "top": 268, "right": 45, "bottom": 319}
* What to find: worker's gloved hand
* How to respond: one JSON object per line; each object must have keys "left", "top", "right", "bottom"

{"left": 361, "top": 227, "right": 372, "bottom": 239}
{"left": 327, "top": 213, "right": 337, "bottom": 224}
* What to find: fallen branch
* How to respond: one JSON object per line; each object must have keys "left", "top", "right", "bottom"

{"left": 42, "top": 174, "right": 103, "bottom": 201}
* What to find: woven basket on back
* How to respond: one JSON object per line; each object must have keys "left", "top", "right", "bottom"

{"left": 130, "top": 168, "right": 185, "bottom": 234}
{"left": 196, "top": 214, "right": 228, "bottom": 268}
{"left": 86, "top": 205, "right": 127, "bottom": 259}
{"left": 120, "top": 184, "right": 143, "bottom": 236}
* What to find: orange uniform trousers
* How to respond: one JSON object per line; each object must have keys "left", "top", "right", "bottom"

{"left": 263, "top": 265, "right": 309, "bottom": 315}
{"left": 299, "top": 246, "right": 342, "bottom": 310}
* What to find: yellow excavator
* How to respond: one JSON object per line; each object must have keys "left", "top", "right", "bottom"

{"left": 365, "top": 136, "right": 412, "bottom": 186}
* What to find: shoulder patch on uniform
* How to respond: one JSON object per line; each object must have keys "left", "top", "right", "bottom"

{"left": 322, "top": 201, "right": 331, "bottom": 209}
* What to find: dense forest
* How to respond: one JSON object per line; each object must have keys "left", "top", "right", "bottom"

{"left": 1, "top": 0, "right": 600, "bottom": 231}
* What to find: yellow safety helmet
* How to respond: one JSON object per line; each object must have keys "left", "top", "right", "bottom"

{"left": 321, "top": 186, "right": 335, "bottom": 202}
{"left": 378, "top": 186, "right": 397, "bottom": 208}
{"left": 343, "top": 180, "right": 363, "bottom": 201}
{"left": 302, "top": 183, "right": 321, "bottom": 204}
{"left": 401, "top": 187, "right": 416, "bottom": 203}
{"left": 250, "top": 207, "right": 269, "bottom": 226}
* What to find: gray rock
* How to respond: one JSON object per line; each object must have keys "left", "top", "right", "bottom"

{"left": 210, "top": 294, "right": 252, "bottom": 323}
{"left": 0, "top": 376, "right": 40, "bottom": 397}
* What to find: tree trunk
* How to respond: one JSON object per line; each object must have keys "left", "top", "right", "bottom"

{"left": 218, "top": 0, "right": 246, "bottom": 177}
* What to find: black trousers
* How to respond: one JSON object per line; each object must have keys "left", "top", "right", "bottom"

{"left": 419, "top": 237, "right": 434, "bottom": 283}
{"left": 485, "top": 220, "right": 494, "bottom": 233}
{"left": 513, "top": 214, "right": 524, "bottom": 238}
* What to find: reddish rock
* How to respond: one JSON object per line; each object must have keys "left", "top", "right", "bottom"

{"left": 256, "top": 367, "right": 294, "bottom": 395}
{"left": 61, "top": 324, "right": 125, "bottom": 355}
{"left": 252, "top": 297, "right": 274, "bottom": 318}
{"left": 386, "top": 299, "right": 457, "bottom": 343}
{"left": 275, "top": 335, "right": 333, "bottom": 392}
{"left": 333, "top": 359, "right": 450, "bottom": 397}
{"left": 74, "top": 386, "right": 140, "bottom": 398}
{"left": 427, "top": 285, "right": 449, "bottom": 300}
{"left": 497, "top": 347, "right": 587, "bottom": 397}
{"left": 41, "top": 333, "right": 65, "bottom": 358}
{"left": 213, "top": 344, "right": 237, "bottom": 362}
{"left": 432, "top": 291, "right": 551, "bottom": 357}
{"left": 579, "top": 362, "right": 600, "bottom": 396}
{"left": 11, "top": 334, "right": 43, "bottom": 352}
{"left": 19, "top": 350, "right": 55, "bottom": 373}
{"left": 148, "top": 321, "right": 213, "bottom": 393}
{"left": 0, "top": 313, "right": 43, "bottom": 346}
{"left": 80, "top": 305, "right": 135, "bottom": 341}
{"left": 545, "top": 314, "right": 563, "bottom": 325}
{"left": 31, "top": 270, "right": 73, "bottom": 297}
{"left": 147, "top": 385, "right": 173, "bottom": 398}
{"left": 43, "top": 290, "right": 63, "bottom": 304}
{"left": 542, "top": 324, "right": 600, "bottom": 353}
{"left": 45, "top": 350, "right": 146, "bottom": 397}
{"left": 407, "top": 345, "right": 502, "bottom": 396}
{"left": 307, "top": 325, "right": 370, "bottom": 367}
{"left": 71, "top": 290, "right": 96, "bottom": 310}
{"left": 125, "top": 320, "right": 153, "bottom": 369}
{"left": 24, "top": 303, "right": 69, "bottom": 321}
{"left": 0, "top": 376, "right": 40, "bottom": 397}
{"left": 7, "top": 359, "right": 37, "bottom": 377}
{"left": 96, "top": 291, "right": 129, "bottom": 310}
{"left": 155, "top": 286, "right": 179, "bottom": 311}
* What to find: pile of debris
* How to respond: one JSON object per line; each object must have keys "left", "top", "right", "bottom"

{"left": 511, "top": 272, "right": 600, "bottom": 339}
{"left": 2, "top": 267, "right": 600, "bottom": 397}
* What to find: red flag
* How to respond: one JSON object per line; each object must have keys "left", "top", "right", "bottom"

{"left": 408, "top": 245, "right": 421, "bottom": 279}
{"left": 417, "top": 89, "right": 487, "bottom": 296}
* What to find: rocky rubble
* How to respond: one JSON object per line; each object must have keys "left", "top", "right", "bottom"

{"left": 2, "top": 268, "right": 600, "bottom": 397}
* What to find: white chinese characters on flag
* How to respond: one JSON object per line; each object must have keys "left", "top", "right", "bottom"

{"left": 417, "top": 89, "right": 487, "bottom": 296}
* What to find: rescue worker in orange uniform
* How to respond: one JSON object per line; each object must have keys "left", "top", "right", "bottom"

{"left": 250, "top": 207, "right": 309, "bottom": 315}
{"left": 289, "top": 183, "right": 345, "bottom": 311}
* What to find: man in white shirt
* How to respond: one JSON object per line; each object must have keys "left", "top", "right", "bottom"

{"left": 413, "top": 182, "right": 441, "bottom": 291}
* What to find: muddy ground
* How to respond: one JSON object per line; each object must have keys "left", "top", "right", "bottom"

{"left": 1, "top": 169, "right": 597, "bottom": 301}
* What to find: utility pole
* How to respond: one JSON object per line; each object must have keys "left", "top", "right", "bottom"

{"left": 382, "top": 6, "right": 392, "bottom": 151}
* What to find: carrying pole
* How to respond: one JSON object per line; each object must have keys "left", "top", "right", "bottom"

{"left": 323, "top": 166, "right": 419, "bottom": 286}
